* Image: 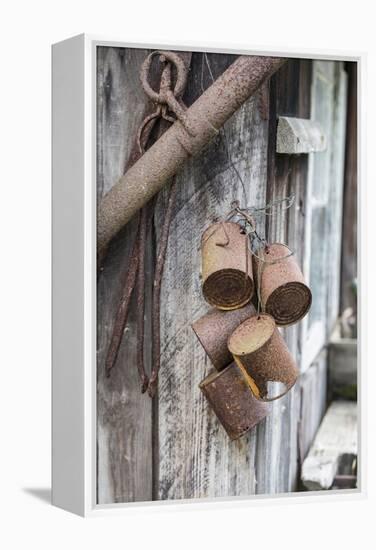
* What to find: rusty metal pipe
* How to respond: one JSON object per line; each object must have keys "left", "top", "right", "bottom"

{"left": 97, "top": 55, "right": 286, "bottom": 257}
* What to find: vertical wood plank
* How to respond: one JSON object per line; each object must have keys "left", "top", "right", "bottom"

{"left": 154, "top": 52, "right": 269, "bottom": 500}
{"left": 340, "top": 63, "right": 357, "bottom": 312}
{"left": 300, "top": 61, "right": 348, "bottom": 371}
{"left": 256, "top": 60, "right": 311, "bottom": 494}
{"left": 299, "top": 62, "right": 347, "bottom": 486}
{"left": 298, "top": 351, "right": 328, "bottom": 463}
{"left": 301, "top": 61, "right": 336, "bottom": 371}
{"left": 327, "top": 64, "right": 348, "bottom": 332}
{"left": 96, "top": 47, "right": 153, "bottom": 504}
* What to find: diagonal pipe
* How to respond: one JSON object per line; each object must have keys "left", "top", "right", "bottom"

{"left": 98, "top": 55, "right": 286, "bottom": 258}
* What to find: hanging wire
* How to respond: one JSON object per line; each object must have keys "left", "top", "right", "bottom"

{"left": 200, "top": 195, "right": 296, "bottom": 257}
{"left": 201, "top": 52, "right": 295, "bottom": 243}
{"left": 200, "top": 53, "right": 248, "bottom": 205}
{"left": 242, "top": 192, "right": 295, "bottom": 217}
{"left": 200, "top": 53, "right": 297, "bottom": 319}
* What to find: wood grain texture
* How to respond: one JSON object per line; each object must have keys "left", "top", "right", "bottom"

{"left": 256, "top": 60, "right": 311, "bottom": 495}
{"left": 301, "top": 400, "right": 357, "bottom": 490}
{"left": 302, "top": 61, "right": 337, "bottom": 361}
{"left": 97, "top": 47, "right": 154, "bottom": 504}
{"left": 340, "top": 63, "right": 357, "bottom": 312}
{"left": 154, "top": 52, "right": 268, "bottom": 499}
{"left": 298, "top": 351, "right": 328, "bottom": 463}
{"left": 326, "top": 64, "right": 348, "bottom": 333}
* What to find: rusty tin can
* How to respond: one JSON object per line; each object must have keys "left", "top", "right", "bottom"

{"left": 228, "top": 313, "right": 299, "bottom": 402}
{"left": 191, "top": 303, "right": 255, "bottom": 371}
{"left": 201, "top": 222, "right": 254, "bottom": 310}
{"left": 253, "top": 243, "right": 312, "bottom": 326}
{"left": 200, "top": 362, "right": 269, "bottom": 440}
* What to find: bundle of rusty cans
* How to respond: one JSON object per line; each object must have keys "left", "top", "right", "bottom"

{"left": 191, "top": 221, "right": 312, "bottom": 440}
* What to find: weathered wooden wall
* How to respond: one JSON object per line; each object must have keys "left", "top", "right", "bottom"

{"left": 97, "top": 48, "right": 154, "bottom": 504}
{"left": 255, "top": 59, "right": 311, "bottom": 494}
{"left": 154, "top": 53, "right": 268, "bottom": 500}
{"left": 97, "top": 49, "right": 349, "bottom": 504}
